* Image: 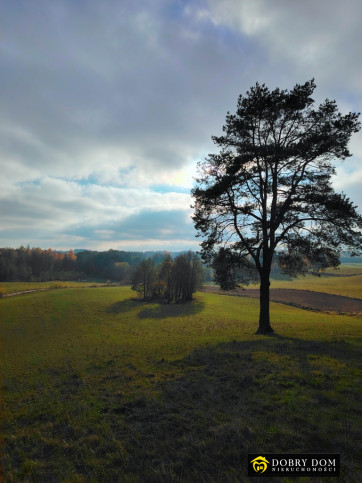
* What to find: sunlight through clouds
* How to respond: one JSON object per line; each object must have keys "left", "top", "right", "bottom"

{"left": 0, "top": 0, "right": 361, "bottom": 250}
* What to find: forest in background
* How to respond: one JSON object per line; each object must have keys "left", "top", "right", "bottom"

{"left": 0, "top": 246, "right": 360, "bottom": 284}
{"left": 0, "top": 246, "right": 212, "bottom": 283}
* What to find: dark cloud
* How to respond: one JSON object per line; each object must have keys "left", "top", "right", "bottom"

{"left": 0, "top": 0, "right": 264, "bottom": 167}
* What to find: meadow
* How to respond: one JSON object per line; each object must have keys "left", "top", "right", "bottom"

{"left": 0, "top": 268, "right": 361, "bottom": 482}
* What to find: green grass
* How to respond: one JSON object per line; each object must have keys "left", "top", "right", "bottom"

{"left": 1, "top": 282, "right": 361, "bottom": 481}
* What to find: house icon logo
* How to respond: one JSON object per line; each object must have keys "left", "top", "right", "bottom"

{"left": 250, "top": 456, "right": 270, "bottom": 474}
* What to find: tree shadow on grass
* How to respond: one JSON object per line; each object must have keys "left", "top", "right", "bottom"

{"left": 138, "top": 298, "right": 205, "bottom": 319}
{"left": 107, "top": 297, "right": 205, "bottom": 319}
{"left": 107, "top": 297, "right": 144, "bottom": 314}
{"left": 5, "top": 336, "right": 360, "bottom": 481}
{"left": 108, "top": 336, "right": 360, "bottom": 481}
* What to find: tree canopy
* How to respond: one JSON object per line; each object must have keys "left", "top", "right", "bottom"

{"left": 192, "top": 79, "right": 361, "bottom": 334}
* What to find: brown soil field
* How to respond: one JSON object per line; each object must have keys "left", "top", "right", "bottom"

{"left": 202, "top": 286, "right": 362, "bottom": 315}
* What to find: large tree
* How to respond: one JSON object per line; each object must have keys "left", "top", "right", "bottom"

{"left": 192, "top": 80, "right": 361, "bottom": 334}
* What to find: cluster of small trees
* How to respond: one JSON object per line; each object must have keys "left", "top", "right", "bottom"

{"left": 131, "top": 252, "right": 204, "bottom": 302}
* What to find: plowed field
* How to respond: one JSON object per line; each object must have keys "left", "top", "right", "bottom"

{"left": 202, "top": 286, "right": 362, "bottom": 314}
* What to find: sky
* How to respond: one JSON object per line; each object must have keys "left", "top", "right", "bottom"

{"left": 1, "top": 0, "right": 361, "bottom": 252}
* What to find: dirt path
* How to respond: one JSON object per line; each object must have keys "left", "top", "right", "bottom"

{"left": 2, "top": 288, "right": 48, "bottom": 297}
{"left": 201, "top": 286, "right": 362, "bottom": 315}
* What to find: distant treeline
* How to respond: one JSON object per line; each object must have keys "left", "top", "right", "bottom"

{"left": 0, "top": 247, "right": 78, "bottom": 282}
{"left": 0, "top": 246, "right": 358, "bottom": 283}
{"left": 0, "top": 246, "right": 211, "bottom": 283}
{"left": 338, "top": 255, "right": 362, "bottom": 264}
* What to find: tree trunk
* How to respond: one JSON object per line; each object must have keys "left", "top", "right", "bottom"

{"left": 256, "top": 271, "right": 274, "bottom": 334}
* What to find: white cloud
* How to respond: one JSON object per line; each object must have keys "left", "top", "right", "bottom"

{"left": 0, "top": 171, "right": 194, "bottom": 249}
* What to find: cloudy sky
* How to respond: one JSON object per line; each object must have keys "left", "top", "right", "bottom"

{"left": 1, "top": 0, "right": 361, "bottom": 251}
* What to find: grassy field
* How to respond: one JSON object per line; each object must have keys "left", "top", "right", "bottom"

{"left": 269, "top": 273, "right": 362, "bottom": 298}
{"left": 323, "top": 264, "right": 362, "bottom": 275}
{"left": 237, "top": 264, "right": 362, "bottom": 298}
{"left": 0, "top": 269, "right": 361, "bottom": 481}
